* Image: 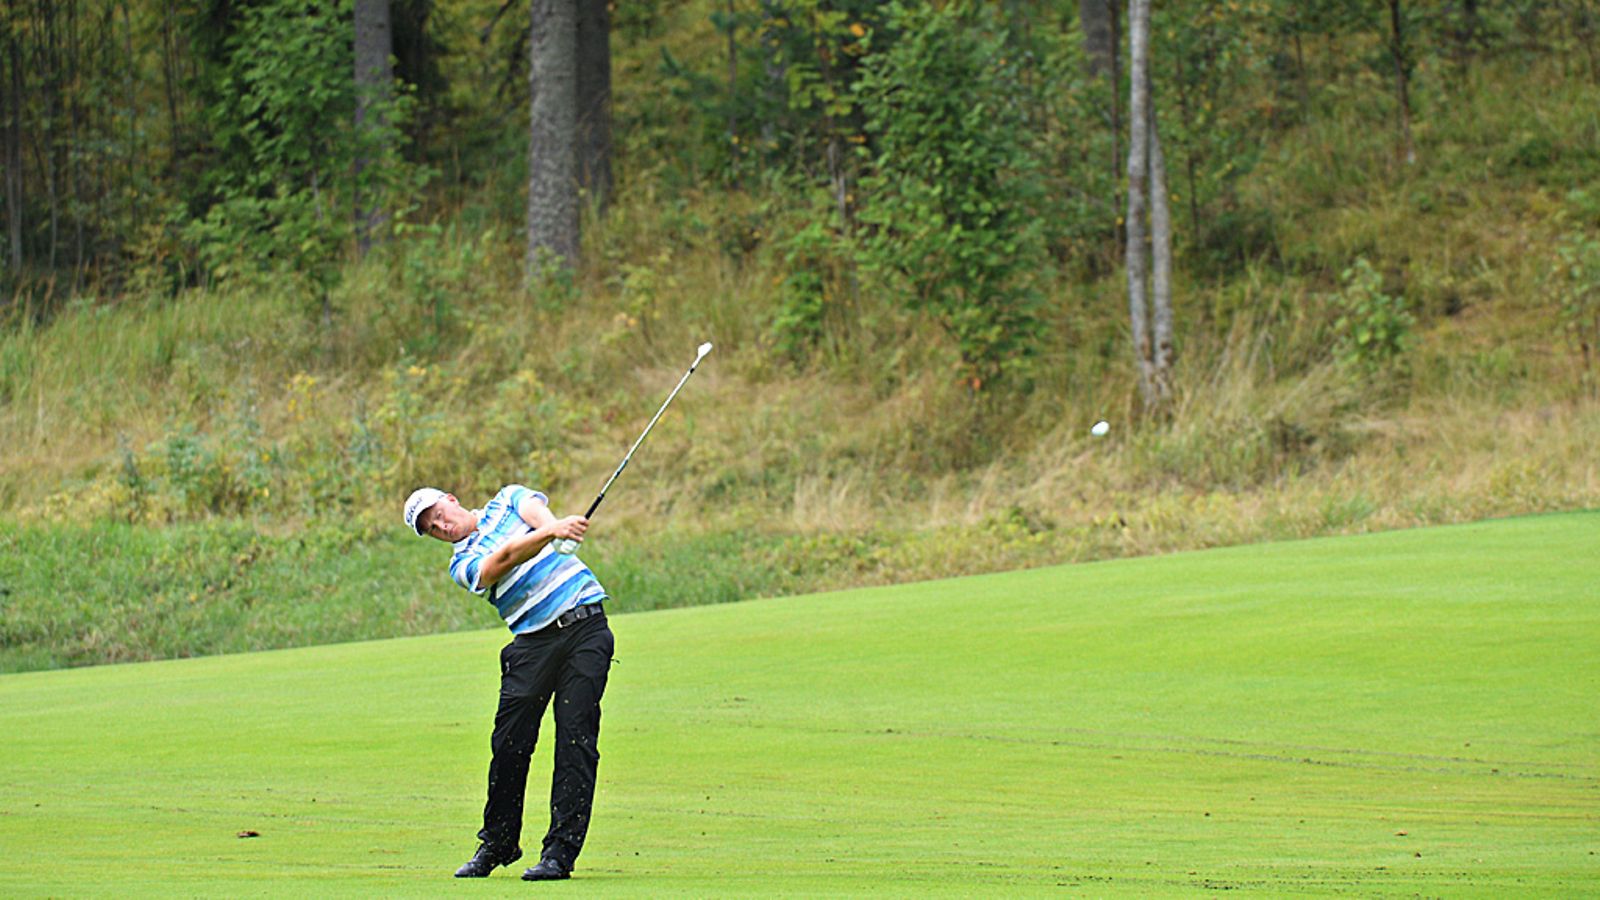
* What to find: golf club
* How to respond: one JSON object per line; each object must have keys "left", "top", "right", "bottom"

{"left": 554, "top": 341, "right": 714, "bottom": 554}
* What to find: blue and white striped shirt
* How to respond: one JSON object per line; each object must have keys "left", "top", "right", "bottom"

{"left": 448, "top": 485, "right": 607, "bottom": 634}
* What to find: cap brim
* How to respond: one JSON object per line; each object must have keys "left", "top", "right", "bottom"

{"left": 412, "top": 500, "right": 442, "bottom": 536}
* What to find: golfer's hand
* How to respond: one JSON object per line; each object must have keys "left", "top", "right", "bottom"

{"left": 550, "top": 515, "right": 589, "bottom": 543}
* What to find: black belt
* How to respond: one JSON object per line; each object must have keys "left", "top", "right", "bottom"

{"left": 554, "top": 603, "right": 604, "bottom": 628}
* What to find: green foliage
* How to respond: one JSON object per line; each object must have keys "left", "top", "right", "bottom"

{"left": 183, "top": 0, "right": 422, "bottom": 292}
{"left": 1331, "top": 257, "right": 1414, "bottom": 376}
{"left": 751, "top": 0, "right": 885, "bottom": 177}
{"left": 769, "top": 208, "right": 854, "bottom": 364}
{"left": 655, "top": 0, "right": 887, "bottom": 186}
{"left": 378, "top": 220, "right": 500, "bottom": 358}
{"left": 329, "top": 362, "right": 584, "bottom": 513}
{"left": 100, "top": 403, "right": 277, "bottom": 523}
{"left": 854, "top": 1, "right": 1045, "bottom": 388}
{"left": 1153, "top": 0, "right": 1275, "bottom": 273}
{"left": 0, "top": 317, "right": 34, "bottom": 407}
{"left": 771, "top": 225, "right": 829, "bottom": 362}
{"left": 771, "top": 1, "right": 877, "bottom": 120}
{"left": 610, "top": 250, "right": 677, "bottom": 345}
{"left": 1552, "top": 228, "right": 1600, "bottom": 392}
{"left": 1024, "top": 25, "right": 1120, "bottom": 271}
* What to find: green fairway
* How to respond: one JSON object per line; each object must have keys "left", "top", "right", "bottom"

{"left": 2, "top": 514, "right": 1597, "bottom": 896}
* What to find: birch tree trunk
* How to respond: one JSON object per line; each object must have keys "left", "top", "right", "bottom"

{"left": 1149, "top": 117, "right": 1174, "bottom": 405}
{"left": 527, "top": 0, "right": 579, "bottom": 279}
{"left": 1126, "top": 0, "right": 1173, "bottom": 410}
{"left": 1125, "top": 0, "right": 1153, "bottom": 406}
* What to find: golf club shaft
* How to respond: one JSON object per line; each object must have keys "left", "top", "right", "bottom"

{"left": 556, "top": 344, "right": 711, "bottom": 553}
{"left": 585, "top": 356, "right": 704, "bottom": 518}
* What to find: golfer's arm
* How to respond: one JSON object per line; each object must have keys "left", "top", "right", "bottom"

{"left": 518, "top": 494, "right": 560, "bottom": 530}
{"left": 477, "top": 526, "right": 557, "bottom": 589}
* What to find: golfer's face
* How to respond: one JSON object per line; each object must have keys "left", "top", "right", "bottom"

{"left": 421, "top": 496, "right": 469, "bottom": 541}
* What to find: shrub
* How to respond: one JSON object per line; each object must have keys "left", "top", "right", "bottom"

{"left": 1552, "top": 230, "right": 1600, "bottom": 393}
{"left": 1332, "top": 258, "right": 1414, "bottom": 376}
{"left": 854, "top": 0, "right": 1046, "bottom": 389}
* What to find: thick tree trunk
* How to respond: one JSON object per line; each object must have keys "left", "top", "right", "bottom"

{"left": 354, "top": 0, "right": 394, "bottom": 256}
{"left": 1080, "top": 0, "right": 1121, "bottom": 248}
{"left": 576, "top": 0, "right": 612, "bottom": 209}
{"left": 1079, "top": 0, "right": 1114, "bottom": 78}
{"left": 527, "top": 0, "right": 579, "bottom": 277}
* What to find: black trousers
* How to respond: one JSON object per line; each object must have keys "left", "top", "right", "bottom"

{"left": 478, "top": 611, "right": 613, "bottom": 870}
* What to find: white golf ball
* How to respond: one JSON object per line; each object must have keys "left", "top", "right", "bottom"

{"left": 1091, "top": 420, "right": 1110, "bottom": 437}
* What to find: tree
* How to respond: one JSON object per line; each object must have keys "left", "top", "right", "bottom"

{"left": 1154, "top": 0, "right": 1271, "bottom": 271}
{"left": 3, "top": 13, "right": 21, "bottom": 275}
{"left": 1079, "top": 0, "right": 1121, "bottom": 236}
{"left": 1446, "top": 0, "right": 1483, "bottom": 71}
{"left": 527, "top": 0, "right": 579, "bottom": 279}
{"left": 354, "top": 0, "right": 394, "bottom": 255}
{"left": 856, "top": 1, "right": 1045, "bottom": 389}
{"left": 1125, "top": 0, "right": 1173, "bottom": 410}
{"left": 756, "top": 1, "right": 882, "bottom": 228}
{"left": 1387, "top": 0, "right": 1417, "bottom": 165}
{"left": 191, "top": 0, "right": 360, "bottom": 315}
{"left": 1079, "top": 0, "right": 1115, "bottom": 78}
{"left": 182, "top": 0, "right": 423, "bottom": 315}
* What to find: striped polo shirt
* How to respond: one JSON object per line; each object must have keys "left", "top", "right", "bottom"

{"left": 448, "top": 485, "right": 607, "bottom": 634}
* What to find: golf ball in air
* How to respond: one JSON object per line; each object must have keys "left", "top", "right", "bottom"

{"left": 1091, "top": 420, "right": 1110, "bottom": 437}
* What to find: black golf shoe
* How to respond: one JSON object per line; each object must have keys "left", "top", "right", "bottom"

{"left": 521, "top": 858, "right": 571, "bottom": 881}
{"left": 454, "top": 843, "right": 522, "bottom": 877}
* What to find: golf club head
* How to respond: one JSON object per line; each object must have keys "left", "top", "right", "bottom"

{"left": 696, "top": 341, "right": 713, "bottom": 362}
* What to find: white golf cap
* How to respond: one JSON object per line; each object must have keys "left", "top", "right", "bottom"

{"left": 403, "top": 487, "right": 447, "bottom": 536}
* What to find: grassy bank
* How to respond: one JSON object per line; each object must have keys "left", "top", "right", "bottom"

{"left": 5, "top": 393, "right": 1595, "bottom": 674}
{"left": 2, "top": 514, "right": 1596, "bottom": 895}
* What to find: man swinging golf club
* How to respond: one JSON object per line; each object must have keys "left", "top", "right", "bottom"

{"left": 406, "top": 484, "right": 607, "bottom": 881}
{"left": 404, "top": 341, "right": 712, "bottom": 882}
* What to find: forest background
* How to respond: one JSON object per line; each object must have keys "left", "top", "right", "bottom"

{"left": 1, "top": 0, "right": 1597, "bottom": 672}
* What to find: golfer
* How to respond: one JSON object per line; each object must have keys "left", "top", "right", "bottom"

{"left": 404, "top": 484, "right": 612, "bottom": 882}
